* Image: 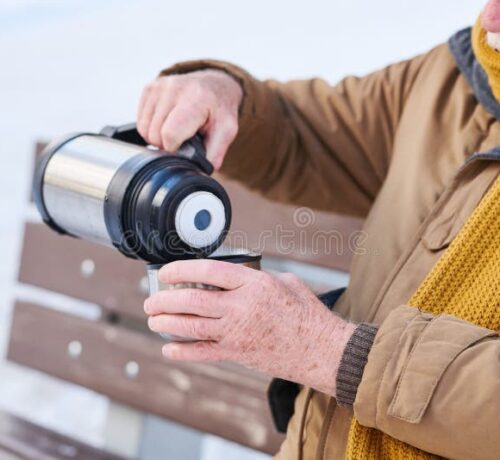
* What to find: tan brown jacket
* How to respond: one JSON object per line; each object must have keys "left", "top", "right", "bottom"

{"left": 163, "top": 28, "right": 500, "bottom": 459}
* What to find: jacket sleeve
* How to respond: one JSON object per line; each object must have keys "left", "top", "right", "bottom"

{"left": 159, "top": 48, "right": 435, "bottom": 218}
{"left": 353, "top": 305, "right": 499, "bottom": 460}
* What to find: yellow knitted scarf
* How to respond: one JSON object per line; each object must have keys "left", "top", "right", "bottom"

{"left": 472, "top": 17, "right": 500, "bottom": 101}
{"left": 346, "top": 174, "right": 500, "bottom": 460}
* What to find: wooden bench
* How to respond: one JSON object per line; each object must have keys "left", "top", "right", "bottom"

{"left": 0, "top": 410, "right": 123, "bottom": 460}
{"left": 6, "top": 142, "right": 362, "bottom": 455}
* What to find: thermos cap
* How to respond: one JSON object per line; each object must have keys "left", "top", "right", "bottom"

{"left": 174, "top": 191, "right": 227, "bottom": 249}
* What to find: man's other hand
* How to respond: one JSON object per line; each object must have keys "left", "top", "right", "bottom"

{"left": 137, "top": 70, "right": 243, "bottom": 170}
{"left": 144, "top": 260, "right": 355, "bottom": 395}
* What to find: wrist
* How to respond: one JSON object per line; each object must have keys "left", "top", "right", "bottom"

{"left": 302, "top": 311, "right": 357, "bottom": 395}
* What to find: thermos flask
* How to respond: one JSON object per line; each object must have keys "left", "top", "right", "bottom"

{"left": 33, "top": 123, "right": 232, "bottom": 263}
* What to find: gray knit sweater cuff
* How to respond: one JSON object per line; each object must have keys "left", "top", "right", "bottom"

{"left": 336, "top": 323, "right": 379, "bottom": 407}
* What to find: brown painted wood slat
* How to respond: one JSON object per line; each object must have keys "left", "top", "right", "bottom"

{"left": 0, "top": 410, "right": 123, "bottom": 460}
{"left": 220, "top": 177, "right": 362, "bottom": 272}
{"left": 7, "top": 302, "right": 284, "bottom": 454}
{"left": 18, "top": 222, "right": 147, "bottom": 321}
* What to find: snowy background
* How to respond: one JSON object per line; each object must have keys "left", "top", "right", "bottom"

{"left": 0, "top": 0, "right": 482, "bottom": 458}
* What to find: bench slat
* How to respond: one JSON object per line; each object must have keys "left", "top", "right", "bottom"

{"left": 0, "top": 410, "right": 123, "bottom": 460}
{"left": 221, "top": 178, "right": 362, "bottom": 272}
{"left": 18, "top": 223, "right": 147, "bottom": 321}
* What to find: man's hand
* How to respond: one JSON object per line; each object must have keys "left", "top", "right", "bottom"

{"left": 137, "top": 70, "right": 243, "bottom": 170}
{"left": 144, "top": 260, "right": 356, "bottom": 395}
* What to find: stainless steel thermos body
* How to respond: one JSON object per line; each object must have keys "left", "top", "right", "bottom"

{"left": 41, "top": 134, "right": 143, "bottom": 246}
{"left": 33, "top": 124, "right": 232, "bottom": 263}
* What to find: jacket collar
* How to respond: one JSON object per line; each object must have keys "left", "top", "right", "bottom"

{"left": 466, "top": 147, "right": 500, "bottom": 163}
{"left": 449, "top": 27, "right": 500, "bottom": 121}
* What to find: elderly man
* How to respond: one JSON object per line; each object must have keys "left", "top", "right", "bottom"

{"left": 139, "top": 1, "right": 500, "bottom": 459}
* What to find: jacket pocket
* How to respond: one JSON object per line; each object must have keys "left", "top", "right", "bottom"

{"left": 387, "top": 313, "right": 496, "bottom": 423}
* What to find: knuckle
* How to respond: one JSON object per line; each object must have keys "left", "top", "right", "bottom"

{"left": 155, "top": 76, "right": 166, "bottom": 86}
{"left": 171, "top": 107, "right": 194, "bottom": 126}
{"left": 140, "top": 84, "right": 152, "bottom": 100}
{"left": 148, "top": 123, "right": 162, "bottom": 142}
{"left": 200, "top": 89, "right": 216, "bottom": 106}
{"left": 199, "top": 342, "right": 220, "bottom": 361}
{"left": 188, "top": 79, "right": 204, "bottom": 97}
{"left": 160, "top": 124, "right": 176, "bottom": 146}
{"left": 166, "top": 262, "right": 181, "bottom": 281}
{"left": 199, "top": 259, "right": 216, "bottom": 277}
{"left": 157, "top": 268, "right": 168, "bottom": 284}
{"left": 189, "top": 260, "right": 213, "bottom": 282}
{"left": 156, "top": 77, "right": 175, "bottom": 95}
{"left": 159, "top": 79, "right": 178, "bottom": 98}
{"left": 281, "top": 272, "right": 300, "bottom": 284}
{"left": 263, "top": 271, "right": 276, "bottom": 283}
{"left": 147, "top": 80, "right": 159, "bottom": 95}
{"left": 221, "top": 116, "right": 238, "bottom": 138}
{"left": 184, "top": 289, "right": 203, "bottom": 307}
{"left": 270, "top": 275, "right": 284, "bottom": 291}
{"left": 224, "top": 113, "right": 238, "bottom": 134}
{"left": 181, "top": 316, "right": 197, "bottom": 337}
{"left": 156, "top": 75, "right": 172, "bottom": 89}
{"left": 227, "top": 121, "right": 238, "bottom": 139}
{"left": 144, "top": 81, "right": 155, "bottom": 92}
{"left": 258, "top": 271, "right": 275, "bottom": 288}
{"left": 190, "top": 80, "right": 214, "bottom": 106}
{"left": 194, "top": 321, "right": 209, "bottom": 339}
{"left": 148, "top": 132, "right": 162, "bottom": 147}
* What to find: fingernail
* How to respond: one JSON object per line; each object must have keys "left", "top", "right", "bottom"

{"left": 144, "top": 298, "right": 151, "bottom": 313}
